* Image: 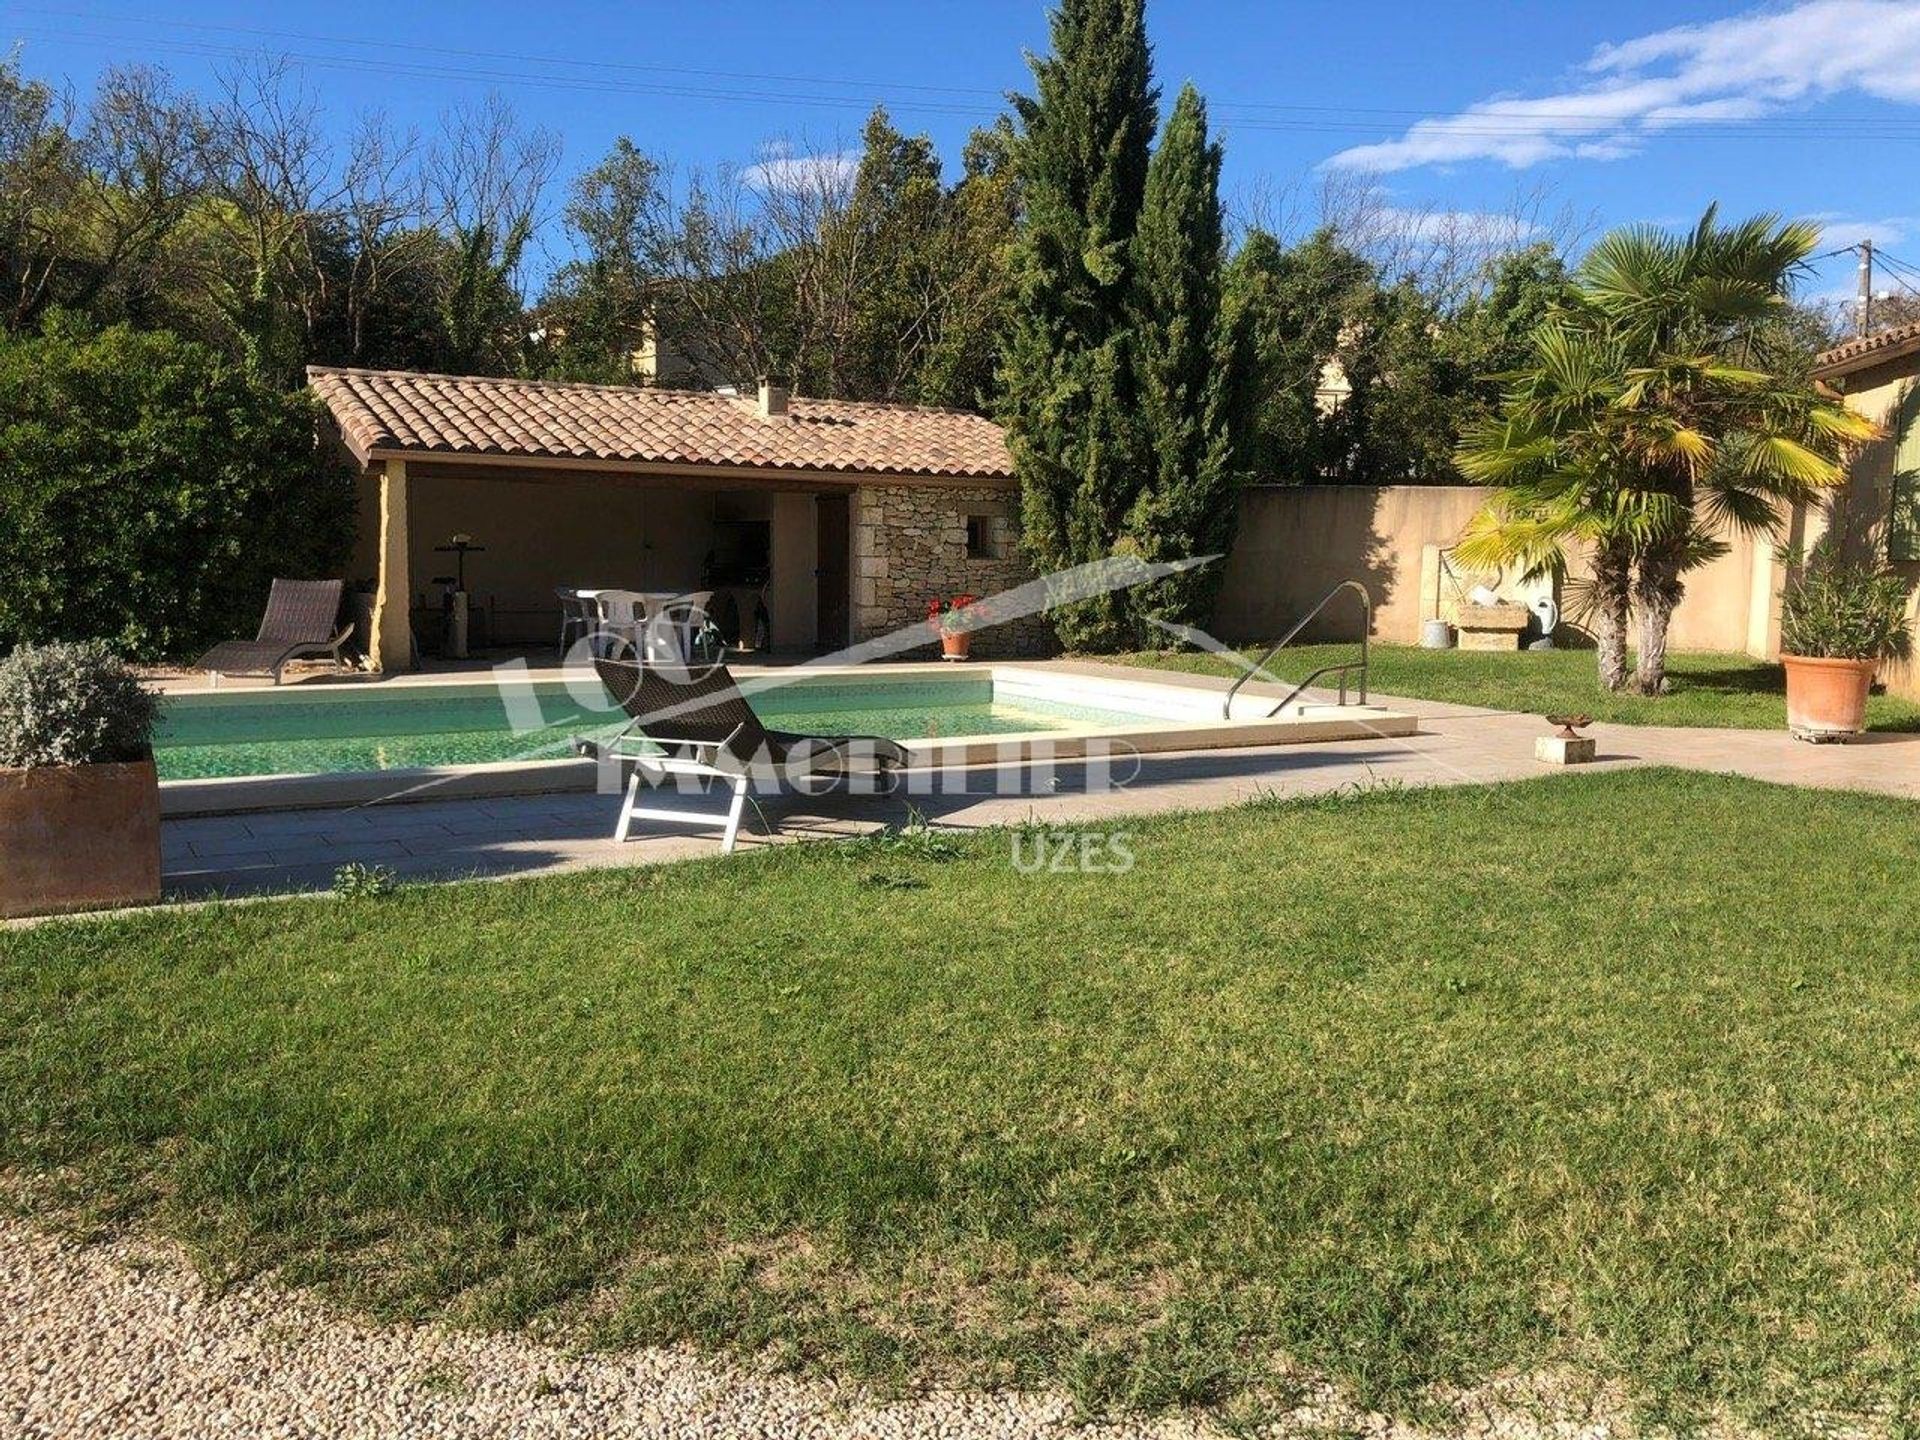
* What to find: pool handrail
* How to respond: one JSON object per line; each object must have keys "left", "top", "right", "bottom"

{"left": 1223, "top": 580, "right": 1371, "bottom": 719}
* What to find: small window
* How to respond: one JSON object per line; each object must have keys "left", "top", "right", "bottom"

{"left": 966, "top": 514, "right": 995, "bottom": 559}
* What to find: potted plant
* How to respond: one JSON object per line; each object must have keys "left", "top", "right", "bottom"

{"left": 0, "top": 642, "right": 163, "bottom": 916}
{"left": 1778, "top": 549, "right": 1914, "bottom": 741}
{"left": 927, "top": 594, "right": 979, "bottom": 661}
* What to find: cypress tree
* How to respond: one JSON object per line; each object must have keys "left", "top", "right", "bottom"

{"left": 1000, "top": 0, "right": 1157, "bottom": 650}
{"left": 1123, "top": 82, "right": 1240, "bottom": 629}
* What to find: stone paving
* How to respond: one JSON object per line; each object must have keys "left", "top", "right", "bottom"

{"left": 158, "top": 659, "right": 1920, "bottom": 901}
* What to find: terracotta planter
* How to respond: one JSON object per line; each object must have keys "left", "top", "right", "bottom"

{"left": 0, "top": 757, "right": 161, "bottom": 918}
{"left": 1782, "top": 654, "right": 1878, "bottom": 741}
{"left": 940, "top": 630, "right": 972, "bottom": 661}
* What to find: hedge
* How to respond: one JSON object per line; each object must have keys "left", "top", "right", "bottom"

{"left": 0, "top": 319, "right": 356, "bottom": 659}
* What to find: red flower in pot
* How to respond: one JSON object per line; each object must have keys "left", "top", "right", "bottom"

{"left": 927, "top": 594, "right": 979, "bottom": 660}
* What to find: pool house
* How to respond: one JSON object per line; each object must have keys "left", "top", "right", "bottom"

{"left": 307, "top": 366, "right": 1047, "bottom": 668}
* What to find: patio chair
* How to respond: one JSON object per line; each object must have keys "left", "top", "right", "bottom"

{"left": 587, "top": 657, "right": 910, "bottom": 852}
{"left": 588, "top": 589, "right": 649, "bottom": 659}
{"left": 644, "top": 590, "right": 718, "bottom": 664}
{"left": 555, "top": 586, "right": 596, "bottom": 659}
{"left": 194, "top": 578, "right": 352, "bottom": 685}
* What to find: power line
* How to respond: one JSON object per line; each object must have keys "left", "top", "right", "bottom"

{"left": 14, "top": 10, "right": 1920, "bottom": 143}
{"left": 1869, "top": 251, "right": 1920, "bottom": 296}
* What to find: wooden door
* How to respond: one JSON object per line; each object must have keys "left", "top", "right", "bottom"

{"left": 814, "top": 492, "right": 850, "bottom": 651}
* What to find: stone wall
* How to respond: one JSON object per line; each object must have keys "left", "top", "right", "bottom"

{"left": 852, "top": 483, "right": 1052, "bottom": 657}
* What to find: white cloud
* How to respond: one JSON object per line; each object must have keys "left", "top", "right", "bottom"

{"left": 1807, "top": 213, "right": 1920, "bottom": 247}
{"left": 1360, "top": 207, "right": 1543, "bottom": 246}
{"left": 739, "top": 144, "right": 860, "bottom": 195}
{"left": 1325, "top": 0, "right": 1920, "bottom": 173}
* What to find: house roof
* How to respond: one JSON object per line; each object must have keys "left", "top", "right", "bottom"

{"left": 306, "top": 366, "right": 1014, "bottom": 481}
{"left": 1811, "top": 320, "right": 1920, "bottom": 380}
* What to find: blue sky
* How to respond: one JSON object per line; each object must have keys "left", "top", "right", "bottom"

{"left": 9, "top": 0, "right": 1920, "bottom": 304}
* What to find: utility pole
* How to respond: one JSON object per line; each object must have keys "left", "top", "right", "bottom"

{"left": 1857, "top": 238, "right": 1874, "bottom": 337}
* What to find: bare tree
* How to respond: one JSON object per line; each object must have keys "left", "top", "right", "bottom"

{"left": 200, "top": 54, "right": 347, "bottom": 379}
{"left": 1318, "top": 173, "right": 1597, "bottom": 306}
{"left": 79, "top": 67, "right": 206, "bottom": 297}
{"left": 652, "top": 163, "right": 796, "bottom": 384}
{"left": 425, "top": 93, "right": 559, "bottom": 371}
{"left": 339, "top": 111, "right": 429, "bottom": 362}
{"left": 0, "top": 58, "right": 81, "bottom": 328}
{"left": 752, "top": 139, "right": 863, "bottom": 391}
{"left": 1224, "top": 172, "right": 1308, "bottom": 246}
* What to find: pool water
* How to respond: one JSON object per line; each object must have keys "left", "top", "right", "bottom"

{"left": 153, "top": 675, "right": 1151, "bottom": 780}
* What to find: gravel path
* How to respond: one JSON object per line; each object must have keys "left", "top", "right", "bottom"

{"left": 0, "top": 1213, "right": 1717, "bottom": 1439}
{"left": 0, "top": 1216, "right": 1238, "bottom": 1440}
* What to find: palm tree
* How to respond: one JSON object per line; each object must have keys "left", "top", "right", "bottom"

{"left": 1456, "top": 207, "right": 1874, "bottom": 694}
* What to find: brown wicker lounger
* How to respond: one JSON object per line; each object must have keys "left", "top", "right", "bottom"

{"left": 194, "top": 578, "right": 352, "bottom": 684}
{"left": 589, "top": 657, "right": 910, "bottom": 851}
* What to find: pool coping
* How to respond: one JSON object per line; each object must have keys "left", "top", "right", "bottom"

{"left": 156, "top": 663, "right": 1416, "bottom": 818}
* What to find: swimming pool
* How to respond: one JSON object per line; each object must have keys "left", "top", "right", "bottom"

{"left": 152, "top": 665, "right": 1417, "bottom": 817}
{"left": 155, "top": 671, "right": 1151, "bottom": 781}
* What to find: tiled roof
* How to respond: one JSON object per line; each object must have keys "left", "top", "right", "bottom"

{"left": 307, "top": 367, "right": 1014, "bottom": 480}
{"left": 1811, "top": 320, "right": 1920, "bottom": 379}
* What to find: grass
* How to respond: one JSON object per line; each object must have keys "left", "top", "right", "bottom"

{"left": 1102, "top": 643, "right": 1920, "bottom": 731}
{"left": 5, "top": 771, "right": 1920, "bottom": 1432}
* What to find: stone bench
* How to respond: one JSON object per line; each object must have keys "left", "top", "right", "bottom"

{"left": 1452, "top": 602, "right": 1531, "bottom": 651}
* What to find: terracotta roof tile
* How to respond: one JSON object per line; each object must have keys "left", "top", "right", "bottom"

{"left": 307, "top": 366, "right": 1014, "bottom": 480}
{"left": 1811, "top": 319, "right": 1920, "bottom": 378}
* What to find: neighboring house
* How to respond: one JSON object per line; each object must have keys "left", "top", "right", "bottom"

{"left": 307, "top": 367, "right": 1041, "bottom": 669}
{"left": 1811, "top": 324, "right": 1920, "bottom": 699}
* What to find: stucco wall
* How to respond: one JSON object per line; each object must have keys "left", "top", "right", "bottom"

{"left": 401, "top": 472, "right": 714, "bottom": 645}
{"left": 1822, "top": 358, "right": 1920, "bottom": 701}
{"left": 1213, "top": 484, "right": 1773, "bottom": 655}
{"left": 1213, "top": 486, "right": 1485, "bottom": 644}
{"left": 352, "top": 469, "right": 829, "bottom": 649}
{"left": 851, "top": 484, "right": 1049, "bottom": 657}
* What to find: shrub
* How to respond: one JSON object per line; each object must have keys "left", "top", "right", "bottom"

{"left": 332, "top": 861, "right": 399, "bottom": 899}
{"left": 1779, "top": 548, "right": 1916, "bottom": 662}
{"left": 0, "top": 641, "right": 160, "bottom": 767}
{"left": 0, "top": 318, "right": 356, "bottom": 659}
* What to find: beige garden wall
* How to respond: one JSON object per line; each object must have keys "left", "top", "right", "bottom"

{"left": 1213, "top": 484, "right": 1775, "bottom": 655}
{"left": 1815, "top": 358, "right": 1920, "bottom": 701}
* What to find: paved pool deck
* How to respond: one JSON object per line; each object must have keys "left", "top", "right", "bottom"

{"left": 150, "top": 659, "right": 1920, "bottom": 904}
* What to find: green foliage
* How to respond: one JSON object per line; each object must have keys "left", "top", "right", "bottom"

{"left": 1779, "top": 546, "right": 1916, "bottom": 661}
{"left": 834, "top": 110, "right": 951, "bottom": 398}
{"left": 0, "top": 320, "right": 355, "bottom": 658}
{"left": 911, "top": 120, "right": 1020, "bottom": 409}
{"left": 1221, "top": 227, "right": 1365, "bottom": 483}
{"left": 332, "top": 861, "right": 400, "bottom": 899}
{"left": 1001, "top": 0, "right": 1158, "bottom": 650}
{"left": 438, "top": 218, "right": 534, "bottom": 377}
{"left": 0, "top": 640, "right": 159, "bottom": 767}
{"left": 1122, "top": 84, "right": 1241, "bottom": 629}
{"left": 1442, "top": 243, "right": 1575, "bottom": 397}
{"left": 1455, "top": 206, "right": 1875, "bottom": 695}
{"left": 538, "top": 139, "right": 668, "bottom": 383}
{"left": 1221, "top": 229, "right": 1559, "bottom": 489}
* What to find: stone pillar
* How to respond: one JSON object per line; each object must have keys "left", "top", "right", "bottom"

{"left": 369, "top": 457, "right": 412, "bottom": 672}
{"left": 1419, "top": 543, "right": 1443, "bottom": 623}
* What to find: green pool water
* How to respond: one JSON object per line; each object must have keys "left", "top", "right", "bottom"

{"left": 153, "top": 675, "right": 1151, "bottom": 780}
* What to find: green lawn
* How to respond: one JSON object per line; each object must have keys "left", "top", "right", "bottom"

{"left": 6, "top": 771, "right": 1920, "bottom": 1432}
{"left": 1103, "top": 642, "right": 1920, "bottom": 731}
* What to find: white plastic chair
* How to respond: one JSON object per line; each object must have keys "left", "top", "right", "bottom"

{"left": 590, "top": 589, "right": 649, "bottom": 659}
{"left": 645, "top": 590, "right": 716, "bottom": 663}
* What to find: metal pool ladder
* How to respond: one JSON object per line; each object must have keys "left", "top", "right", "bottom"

{"left": 1223, "top": 580, "right": 1372, "bottom": 719}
